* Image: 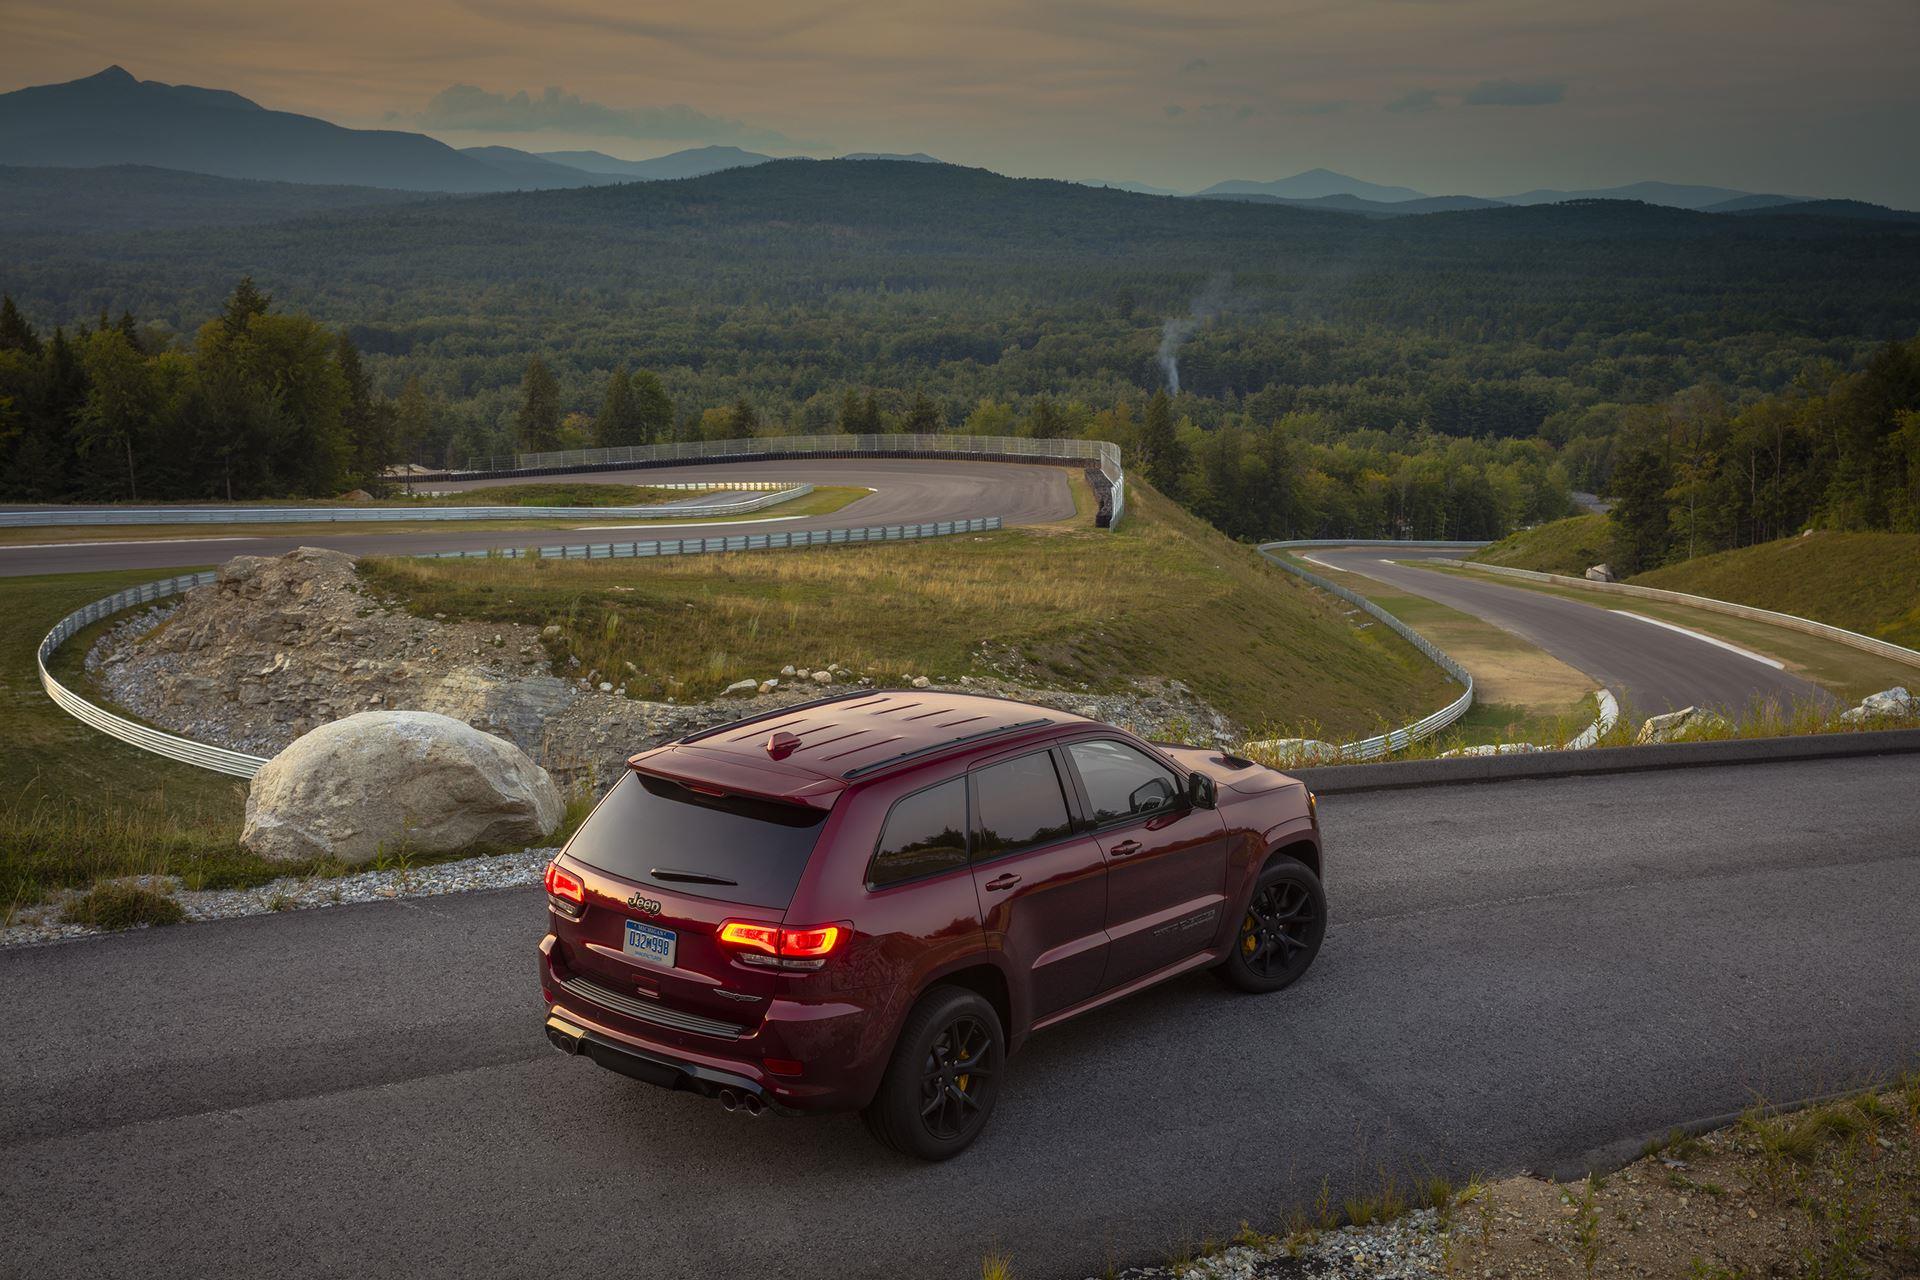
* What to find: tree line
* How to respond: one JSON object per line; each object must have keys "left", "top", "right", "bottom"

{"left": 1598, "top": 338, "right": 1920, "bottom": 572}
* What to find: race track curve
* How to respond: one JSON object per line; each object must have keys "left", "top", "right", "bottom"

{"left": 1305, "top": 545, "right": 1833, "bottom": 717}
{"left": 3, "top": 752, "right": 1916, "bottom": 1279}
{"left": 0, "top": 458, "right": 1074, "bottom": 577}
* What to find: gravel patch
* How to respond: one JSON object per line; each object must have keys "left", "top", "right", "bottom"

{"left": 2, "top": 847, "right": 555, "bottom": 948}
{"left": 1091, "top": 1211, "right": 1447, "bottom": 1279}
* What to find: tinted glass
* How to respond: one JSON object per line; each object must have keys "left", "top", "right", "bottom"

{"left": 1067, "top": 740, "right": 1180, "bottom": 824}
{"left": 869, "top": 778, "right": 969, "bottom": 888}
{"left": 563, "top": 771, "right": 828, "bottom": 909}
{"left": 972, "top": 752, "right": 1073, "bottom": 860}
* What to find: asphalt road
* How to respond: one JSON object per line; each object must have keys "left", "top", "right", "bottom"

{"left": 5, "top": 754, "right": 1916, "bottom": 1279}
{"left": 0, "top": 458, "right": 1073, "bottom": 577}
{"left": 1308, "top": 545, "right": 1831, "bottom": 716}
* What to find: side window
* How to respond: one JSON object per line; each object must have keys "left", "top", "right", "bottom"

{"left": 869, "top": 778, "right": 969, "bottom": 888}
{"left": 972, "top": 752, "right": 1074, "bottom": 861}
{"left": 1066, "top": 740, "right": 1181, "bottom": 825}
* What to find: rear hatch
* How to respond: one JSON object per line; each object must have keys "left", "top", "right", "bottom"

{"left": 547, "top": 770, "right": 832, "bottom": 1043}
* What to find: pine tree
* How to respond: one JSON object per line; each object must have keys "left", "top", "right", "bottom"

{"left": 0, "top": 295, "right": 39, "bottom": 355}
{"left": 1027, "top": 396, "right": 1067, "bottom": 439}
{"left": 1607, "top": 446, "right": 1673, "bottom": 573}
{"left": 629, "top": 369, "right": 672, "bottom": 444}
{"left": 1139, "top": 391, "right": 1183, "bottom": 491}
{"left": 904, "top": 392, "right": 941, "bottom": 434}
{"left": 221, "top": 276, "right": 271, "bottom": 337}
{"left": 593, "top": 365, "right": 637, "bottom": 447}
{"left": 515, "top": 356, "right": 562, "bottom": 452}
{"left": 728, "top": 396, "right": 760, "bottom": 437}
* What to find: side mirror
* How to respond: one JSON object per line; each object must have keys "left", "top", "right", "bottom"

{"left": 1186, "top": 772, "right": 1217, "bottom": 810}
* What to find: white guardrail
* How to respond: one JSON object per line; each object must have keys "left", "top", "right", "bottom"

{"left": 0, "top": 484, "right": 812, "bottom": 527}
{"left": 38, "top": 573, "right": 269, "bottom": 779}
{"left": 439, "top": 434, "right": 1127, "bottom": 528}
{"left": 1256, "top": 541, "right": 1487, "bottom": 759}
{"left": 37, "top": 517, "right": 1004, "bottom": 779}
{"left": 1424, "top": 559, "right": 1920, "bottom": 672}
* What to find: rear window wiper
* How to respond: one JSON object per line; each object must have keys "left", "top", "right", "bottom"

{"left": 649, "top": 868, "right": 741, "bottom": 887}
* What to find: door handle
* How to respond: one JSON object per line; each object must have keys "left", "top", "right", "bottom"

{"left": 983, "top": 873, "right": 1022, "bottom": 892}
{"left": 1108, "top": 840, "right": 1144, "bottom": 859}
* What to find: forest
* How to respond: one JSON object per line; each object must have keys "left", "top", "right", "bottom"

{"left": 2, "top": 159, "right": 1916, "bottom": 546}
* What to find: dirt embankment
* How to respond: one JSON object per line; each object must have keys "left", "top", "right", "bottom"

{"left": 91, "top": 548, "right": 1234, "bottom": 790}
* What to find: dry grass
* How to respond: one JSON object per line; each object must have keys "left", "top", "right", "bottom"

{"left": 360, "top": 484, "right": 1456, "bottom": 732}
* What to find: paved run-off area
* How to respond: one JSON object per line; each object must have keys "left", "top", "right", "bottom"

{"left": 3, "top": 753, "right": 1916, "bottom": 1278}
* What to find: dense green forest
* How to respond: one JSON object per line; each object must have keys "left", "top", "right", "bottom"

{"left": 2, "top": 159, "right": 1916, "bottom": 541}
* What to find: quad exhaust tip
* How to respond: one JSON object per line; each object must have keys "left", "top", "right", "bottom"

{"left": 544, "top": 1015, "right": 584, "bottom": 1055}
{"left": 717, "top": 1088, "right": 765, "bottom": 1117}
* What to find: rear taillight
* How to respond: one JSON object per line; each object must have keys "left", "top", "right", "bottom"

{"left": 717, "top": 919, "right": 846, "bottom": 970}
{"left": 543, "top": 862, "right": 586, "bottom": 918}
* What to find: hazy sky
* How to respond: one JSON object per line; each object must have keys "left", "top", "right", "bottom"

{"left": 7, "top": 0, "right": 1917, "bottom": 203}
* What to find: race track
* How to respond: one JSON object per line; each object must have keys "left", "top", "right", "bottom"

{"left": 1307, "top": 545, "right": 1832, "bottom": 716}
{"left": 4, "top": 753, "right": 1915, "bottom": 1279}
{"left": 0, "top": 458, "right": 1074, "bottom": 577}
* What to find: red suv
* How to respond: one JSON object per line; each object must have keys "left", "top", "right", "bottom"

{"left": 538, "top": 690, "right": 1326, "bottom": 1159}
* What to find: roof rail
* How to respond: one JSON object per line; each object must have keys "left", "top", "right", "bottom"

{"left": 674, "top": 688, "right": 878, "bottom": 745}
{"left": 841, "top": 718, "right": 1052, "bottom": 780}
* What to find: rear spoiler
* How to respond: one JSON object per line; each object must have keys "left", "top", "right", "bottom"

{"left": 626, "top": 745, "right": 844, "bottom": 810}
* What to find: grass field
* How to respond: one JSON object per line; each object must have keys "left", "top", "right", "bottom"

{"left": 1469, "top": 513, "right": 1611, "bottom": 576}
{"left": 0, "top": 486, "right": 871, "bottom": 545}
{"left": 1631, "top": 531, "right": 1920, "bottom": 650}
{"left": 361, "top": 484, "right": 1458, "bottom": 735}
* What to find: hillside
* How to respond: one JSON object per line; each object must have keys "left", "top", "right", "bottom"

{"left": 1469, "top": 514, "right": 1612, "bottom": 576}
{"left": 6, "top": 157, "right": 1916, "bottom": 443}
{"left": 0, "top": 164, "right": 447, "bottom": 232}
{"left": 1630, "top": 532, "right": 1920, "bottom": 648}
{"left": 359, "top": 484, "right": 1458, "bottom": 739}
{"left": 0, "top": 66, "right": 548, "bottom": 191}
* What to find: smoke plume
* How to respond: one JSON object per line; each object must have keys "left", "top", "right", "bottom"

{"left": 1156, "top": 273, "right": 1231, "bottom": 395}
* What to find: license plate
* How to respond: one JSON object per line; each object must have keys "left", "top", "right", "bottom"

{"left": 623, "top": 919, "right": 677, "bottom": 969}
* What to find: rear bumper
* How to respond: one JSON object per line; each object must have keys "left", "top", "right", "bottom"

{"left": 537, "top": 933, "right": 882, "bottom": 1113}
{"left": 543, "top": 1013, "right": 795, "bottom": 1114}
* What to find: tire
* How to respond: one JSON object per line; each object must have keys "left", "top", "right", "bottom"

{"left": 1215, "top": 857, "right": 1327, "bottom": 993}
{"left": 862, "top": 986, "right": 1005, "bottom": 1160}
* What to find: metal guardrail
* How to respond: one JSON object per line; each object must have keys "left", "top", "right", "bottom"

{"left": 424, "top": 516, "right": 1003, "bottom": 562}
{"left": 36, "top": 517, "right": 1004, "bottom": 779}
{"left": 1426, "top": 559, "right": 1920, "bottom": 672}
{"left": 422, "top": 434, "right": 1128, "bottom": 528}
{"left": 1253, "top": 541, "right": 1485, "bottom": 759}
{"left": 37, "top": 573, "right": 269, "bottom": 779}
{"left": 0, "top": 484, "right": 811, "bottom": 527}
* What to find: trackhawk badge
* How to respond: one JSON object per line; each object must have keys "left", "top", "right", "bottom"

{"left": 626, "top": 893, "right": 663, "bottom": 916}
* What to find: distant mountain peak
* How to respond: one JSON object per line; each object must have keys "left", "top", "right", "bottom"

{"left": 1196, "top": 169, "right": 1428, "bottom": 204}
{"left": 89, "top": 65, "right": 137, "bottom": 85}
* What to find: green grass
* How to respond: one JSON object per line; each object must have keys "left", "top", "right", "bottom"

{"left": 1470, "top": 513, "right": 1612, "bottom": 576}
{"left": 360, "top": 484, "right": 1456, "bottom": 734}
{"left": 1630, "top": 531, "right": 1920, "bottom": 651}
{"left": 410, "top": 483, "right": 687, "bottom": 507}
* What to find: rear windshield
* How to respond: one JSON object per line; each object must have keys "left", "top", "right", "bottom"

{"left": 562, "top": 771, "right": 829, "bottom": 909}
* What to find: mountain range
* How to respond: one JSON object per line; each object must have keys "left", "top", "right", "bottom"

{"left": 0, "top": 66, "right": 1901, "bottom": 216}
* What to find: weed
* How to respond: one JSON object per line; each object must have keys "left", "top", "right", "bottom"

{"left": 62, "top": 882, "right": 185, "bottom": 930}
{"left": 1562, "top": 1176, "right": 1602, "bottom": 1279}
{"left": 979, "top": 1248, "right": 1013, "bottom": 1280}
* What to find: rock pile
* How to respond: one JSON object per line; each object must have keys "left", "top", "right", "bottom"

{"left": 1838, "top": 685, "right": 1915, "bottom": 724}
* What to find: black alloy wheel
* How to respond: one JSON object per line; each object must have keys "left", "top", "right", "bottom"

{"left": 864, "top": 986, "right": 1005, "bottom": 1160}
{"left": 1217, "top": 858, "right": 1327, "bottom": 992}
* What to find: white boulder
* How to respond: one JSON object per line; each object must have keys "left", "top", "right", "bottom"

{"left": 241, "top": 710, "right": 563, "bottom": 865}
{"left": 723, "top": 678, "right": 759, "bottom": 697}
{"left": 1839, "top": 686, "right": 1915, "bottom": 724}
{"left": 1585, "top": 564, "right": 1617, "bottom": 582}
{"left": 1439, "top": 742, "right": 1545, "bottom": 758}
{"left": 1241, "top": 737, "right": 1340, "bottom": 763}
{"left": 1635, "top": 706, "right": 1729, "bottom": 745}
